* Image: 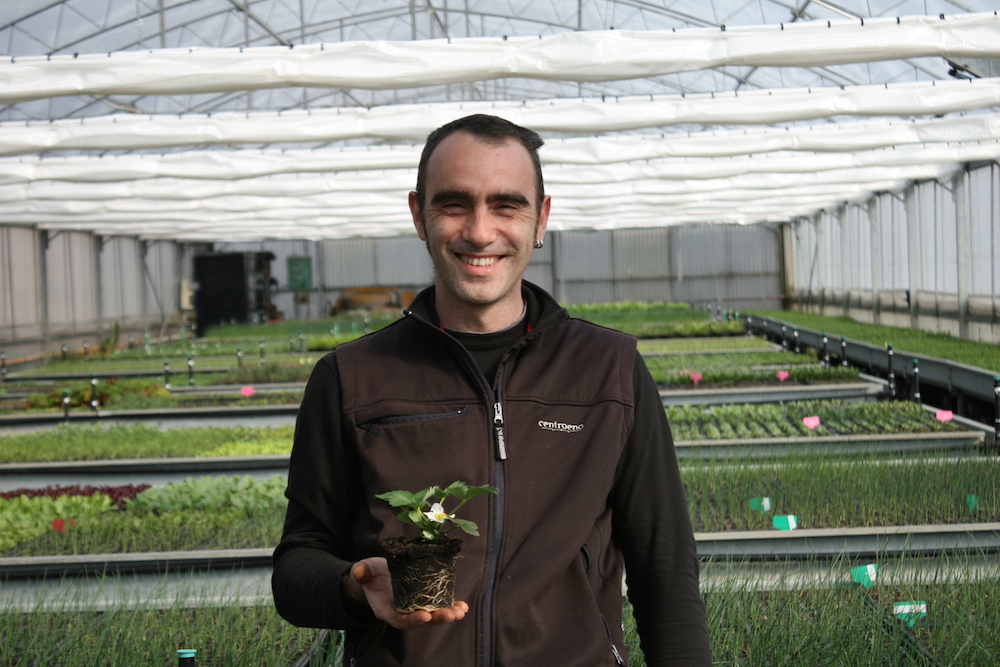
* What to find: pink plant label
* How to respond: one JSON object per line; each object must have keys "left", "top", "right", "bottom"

{"left": 802, "top": 416, "right": 821, "bottom": 430}
{"left": 51, "top": 518, "right": 76, "bottom": 533}
{"left": 935, "top": 410, "right": 953, "bottom": 422}
{"left": 241, "top": 386, "right": 255, "bottom": 397}
{"left": 690, "top": 373, "right": 703, "bottom": 385}
{"left": 777, "top": 370, "right": 790, "bottom": 382}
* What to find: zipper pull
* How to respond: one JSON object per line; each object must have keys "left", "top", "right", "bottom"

{"left": 493, "top": 401, "right": 507, "bottom": 460}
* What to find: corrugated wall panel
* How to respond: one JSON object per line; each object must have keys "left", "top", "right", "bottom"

{"left": 562, "top": 280, "right": 614, "bottom": 305}
{"left": 319, "top": 238, "right": 377, "bottom": 287}
{"left": 557, "top": 230, "right": 612, "bottom": 281}
{"left": 968, "top": 166, "right": 996, "bottom": 297}
{"left": 525, "top": 241, "right": 553, "bottom": 293}
{"left": 673, "top": 226, "right": 729, "bottom": 279}
{"left": 0, "top": 226, "right": 41, "bottom": 340}
{"left": 375, "top": 236, "right": 432, "bottom": 287}
{"left": 47, "top": 231, "right": 97, "bottom": 333}
{"left": 613, "top": 228, "right": 670, "bottom": 280}
{"left": 613, "top": 278, "right": 673, "bottom": 303}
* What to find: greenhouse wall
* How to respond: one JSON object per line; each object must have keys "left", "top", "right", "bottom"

{"left": 0, "top": 229, "right": 188, "bottom": 366}
{"left": 218, "top": 224, "right": 783, "bottom": 315}
{"left": 786, "top": 162, "right": 1000, "bottom": 344}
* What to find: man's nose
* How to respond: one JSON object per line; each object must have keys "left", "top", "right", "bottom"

{"left": 462, "top": 205, "right": 496, "bottom": 248}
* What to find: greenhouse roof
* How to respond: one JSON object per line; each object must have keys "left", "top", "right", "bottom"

{"left": 1, "top": 0, "right": 998, "bottom": 241}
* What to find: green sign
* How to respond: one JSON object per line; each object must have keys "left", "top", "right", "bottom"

{"left": 287, "top": 257, "right": 313, "bottom": 291}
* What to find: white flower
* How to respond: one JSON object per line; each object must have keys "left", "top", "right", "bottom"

{"left": 423, "top": 502, "right": 453, "bottom": 524}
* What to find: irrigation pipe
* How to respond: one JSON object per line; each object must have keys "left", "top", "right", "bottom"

{"left": 659, "top": 380, "right": 883, "bottom": 406}
{"left": 675, "top": 431, "right": 984, "bottom": 459}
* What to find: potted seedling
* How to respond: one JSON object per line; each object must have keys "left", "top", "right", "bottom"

{"left": 376, "top": 481, "right": 496, "bottom": 613}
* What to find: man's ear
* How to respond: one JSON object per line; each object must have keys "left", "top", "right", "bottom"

{"left": 536, "top": 195, "right": 551, "bottom": 239}
{"left": 409, "top": 191, "right": 426, "bottom": 241}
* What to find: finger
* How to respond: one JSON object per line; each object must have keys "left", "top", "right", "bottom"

{"left": 350, "top": 561, "right": 371, "bottom": 584}
{"left": 423, "top": 601, "right": 470, "bottom": 625}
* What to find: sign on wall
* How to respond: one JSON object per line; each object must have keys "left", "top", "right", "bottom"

{"left": 287, "top": 256, "right": 313, "bottom": 291}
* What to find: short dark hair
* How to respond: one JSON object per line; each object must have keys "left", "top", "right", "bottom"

{"left": 413, "top": 114, "right": 545, "bottom": 210}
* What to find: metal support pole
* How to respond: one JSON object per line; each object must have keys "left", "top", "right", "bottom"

{"left": 781, "top": 325, "right": 789, "bottom": 352}
{"left": 793, "top": 329, "right": 801, "bottom": 354}
{"left": 187, "top": 355, "right": 195, "bottom": 387}
{"left": 994, "top": 376, "right": 1000, "bottom": 453}
{"left": 954, "top": 170, "right": 970, "bottom": 340}
{"left": 868, "top": 199, "right": 882, "bottom": 326}
{"left": 0, "top": 350, "right": 5, "bottom": 383}
{"left": 821, "top": 334, "right": 830, "bottom": 367}
{"left": 887, "top": 344, "right": 896, "bottom": 399}
{"left": 259, "top": 339, "right": 266, "bottom": 365}
{"left": 163, "top": 361, "right": 171, "bottom": 388}
{"left": 237, "top": 346, "right": 244, "bottom": 369}
{"left": 62, "top": 388, "right": 71, "bottom": 420}
{"left": 905, "top": 186, "right": 921, "bottom": 330}
{"left": 840, "top": 337, "right": 848, "bottom": 367}
{"left": 911, "top": 359, "right": 921, "bottom": 404}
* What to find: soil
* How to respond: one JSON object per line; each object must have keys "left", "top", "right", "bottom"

{"left": 381, "top": 536, "right": 463, "bottom": 613}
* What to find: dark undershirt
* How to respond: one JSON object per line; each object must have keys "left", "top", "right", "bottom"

{"left": 433, "top": 287, "right": 540, "bottom": 382}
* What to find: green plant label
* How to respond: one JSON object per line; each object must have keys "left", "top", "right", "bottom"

{"left": 893, "top": 601, "right": 928, "bottom": 629}
{"left": 967, "top": 494, "right": 980, "bottom": 513}
{"left": 851, "top": 563, "right": 879, "bottom": 588}
{"left": 750, "top": 497, "right": 772, "bottom": 513}
{"left": 772, "top": 514, "right": 797, "bottom": 530}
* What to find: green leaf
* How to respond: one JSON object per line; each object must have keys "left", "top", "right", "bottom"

{"left": 442, "top": 482, "right": 497, "bottom": 502}
{"left": 450, "top": 517, "right": 480, "bottom": 536}
{"left": 375, "top": 489, "right": 420, "bottom": 508}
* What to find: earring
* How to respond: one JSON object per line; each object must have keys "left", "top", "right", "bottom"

{"left": 534, "top": 239, "right": 544, "bottom": 249}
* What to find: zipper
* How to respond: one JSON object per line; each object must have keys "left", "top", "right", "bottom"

{"left": 479, "top": 370, "right": 508, "bottom": 667}
{"left": 601, "top": 614, "right": 626, "bottom": 666}
{"left": 493, "top": 401, "right": 507, "bottom": 460}
{"left": 404, "top": 309, "right": 512, "bottom": 667}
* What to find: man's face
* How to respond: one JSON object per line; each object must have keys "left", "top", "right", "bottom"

{"left": 410, "top": 130, "right": 549, "bottom": 328}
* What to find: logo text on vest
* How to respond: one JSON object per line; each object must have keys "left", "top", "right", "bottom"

{"left": 537, "top": 420, "right": 584, "bottom": 433}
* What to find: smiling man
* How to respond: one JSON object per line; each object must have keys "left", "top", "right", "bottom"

{"left": 409, "top": 123, "right": 549, "bottom": 333}
{"left": 272, "top": 115, "right": 711, "bottom": 666}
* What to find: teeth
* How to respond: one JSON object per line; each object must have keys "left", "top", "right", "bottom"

{"left": 462, "top": 255, "right": 498, "bottom": 267}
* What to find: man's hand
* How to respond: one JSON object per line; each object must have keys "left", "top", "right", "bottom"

{"left": 343, "top": 557, "right": 469, "bottom": 629}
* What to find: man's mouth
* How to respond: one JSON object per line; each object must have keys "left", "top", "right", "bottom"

{"left": 459, "top": 254, "right": 500, "bottom": 268}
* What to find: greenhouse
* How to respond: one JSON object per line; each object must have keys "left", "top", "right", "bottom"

{"left": 0, "top": 0, "right": 998, "bottom": 665}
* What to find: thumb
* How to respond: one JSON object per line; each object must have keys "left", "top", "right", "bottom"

{"left": 351, "top": 560, "right": 373, "bottom": 585}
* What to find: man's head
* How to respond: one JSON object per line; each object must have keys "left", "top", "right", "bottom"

{"left": 413, "top": 114, "right": 546, "bottom": 213}
{"left": 408, "top": 114, "right": 550, "bottom": 332}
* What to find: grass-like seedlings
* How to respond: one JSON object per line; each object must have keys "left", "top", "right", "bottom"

{"left": 0, "top": 423, "right": 295, "bottom": 464}
{"left": 751, "top": 310, "right": 1000, "bottom": 373}
{"left": 681, "top": 452, "right": 998, "bottom": 532}
{"left": 666, "top": 400, "right": 962, "bottom": 441}
{"left": 1, "top": 580, "right": 334, "bottom": 667}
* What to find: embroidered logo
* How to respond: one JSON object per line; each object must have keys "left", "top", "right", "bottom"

{"left": 537, "top": 419, "right": 585, "bottom": 433}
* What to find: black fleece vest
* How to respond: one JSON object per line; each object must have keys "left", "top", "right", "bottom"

{"left": 335, "top": 285, "right": 638, "bottom": 667}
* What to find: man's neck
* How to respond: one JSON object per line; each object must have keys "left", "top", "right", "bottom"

{"left": 434, "top": 283, "right": 525, "bottom": 334}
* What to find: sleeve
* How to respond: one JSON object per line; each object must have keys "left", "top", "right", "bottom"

{"left": 271, "top": 353, "right": 377, "bottom": 630}
{"left": 610, "top": 354, "right": 712, "bottom": 665}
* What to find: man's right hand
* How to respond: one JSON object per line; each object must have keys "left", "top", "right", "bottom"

{"left": 343, "top": 557, "right": 469, "bottom": 629}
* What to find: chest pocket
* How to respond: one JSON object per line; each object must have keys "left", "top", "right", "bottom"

{"left": 358, "top": 405, "right": 468, "bottom": 438}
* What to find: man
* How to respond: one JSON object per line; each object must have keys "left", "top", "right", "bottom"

{"left": 272, "top": 114, "right": 711, "bottom": 666}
